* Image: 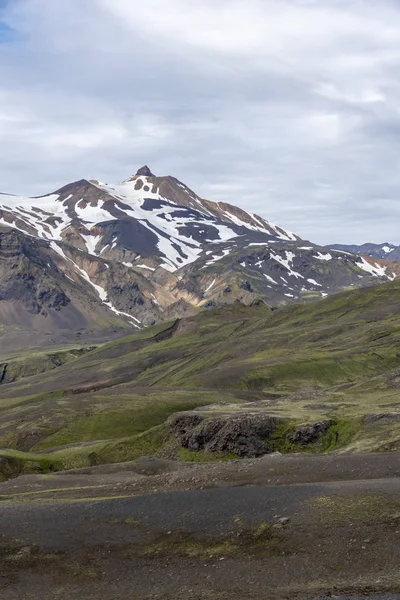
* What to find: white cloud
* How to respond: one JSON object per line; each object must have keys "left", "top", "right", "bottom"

{"left": 2, "top": 0, "right": 400, "bottom": 243}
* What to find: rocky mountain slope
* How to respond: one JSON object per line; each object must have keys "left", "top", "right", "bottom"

{"left": 0, "top": 166, "right": 396, "bottom": 332}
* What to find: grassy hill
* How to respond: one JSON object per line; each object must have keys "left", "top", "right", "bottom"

{"left": 1, "top": 280, "right": 400, "bottom": 478}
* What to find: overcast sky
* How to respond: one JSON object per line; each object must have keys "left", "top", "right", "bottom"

{"left": 2, "top": 0, "right": 400, "bottom": 244}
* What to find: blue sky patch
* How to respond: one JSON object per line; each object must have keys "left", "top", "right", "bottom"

{"left": 0, "top": 20, "right": 15, "bottom": 43}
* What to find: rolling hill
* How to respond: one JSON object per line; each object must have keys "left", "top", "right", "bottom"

{"left": 2, "top": 277, "right": 400, "bottom": 477}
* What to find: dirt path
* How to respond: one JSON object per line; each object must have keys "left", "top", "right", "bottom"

{"left": 1, "top": 453, "right": 400, "bottom": 599}
{"left": 2, "top": 451, "right": 400, "bottom": 503}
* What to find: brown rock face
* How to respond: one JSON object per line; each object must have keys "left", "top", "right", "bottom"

{"left": 169, "top": 413, "right": 336, "bottom": 457}
{"left": 0, "top": 229, "right": 70, "bottom": 315}
{"left": 170, "top": 413, "right": 279, "bottom": 457}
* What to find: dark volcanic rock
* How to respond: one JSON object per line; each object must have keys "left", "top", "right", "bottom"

{"left": 0, "top": 229, "right": 70, "bottom": 314}
{"left": 16, "top": 431, "right": 43, "bottom": 452}
{"left": 171, "top": 413, "right": 279, "bottom": 458}
{"left": 170, "top": 413, "right": 335, "bottom": 458}
{"left": 135, "top": 165, "right": 155, "bottom": 177}
{"left": 170, "top": 414, "right": 204, "bottom": 437}
{"left": 109, "top": 282, "right": 145, "bottom": 307}
{"left": 289, "top": 420, "right": 334, "bottom": 445}
{"left": 240, "top": 280, "right": 253, "bottom": 292}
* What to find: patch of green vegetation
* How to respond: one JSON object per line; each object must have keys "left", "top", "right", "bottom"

{"left": 90, "top": 517, "right": 141, "bottom": 526}
{"left": 139, "top": 520, "right": 292, "bottom": 558}
{"left": 319, "top": 419, "right": 362, "bottom": 452}
{"left": 124, "top": 518, "right": 141, "bottom": 526}
{"left": 0, "top": 449, "right": 63, "bottom": 482}
{"left": 0, "top": 389, "right": 65, "bottom": 412}
{"left": 0, "top": 544, "right": 102, "bottom": 580}
{"left": 239, "top": 354, "right": 400, "bottom": 392}
{"left": 311, "top": 493, "right": 400, "bottom": 525}
{"left": 0, "top": 346, "right": 96, "bottom": 385}
{"left": 35, "top": 393, "right": 230, "bottom": 451}
{"left": 268, "top": 420, "right": 298, "bottom": 453}
{"left": 267, "top": 418, "right": 361, "bottom": 455}
{"left": 48, "top": 424, "right": 167, "bottom": 470}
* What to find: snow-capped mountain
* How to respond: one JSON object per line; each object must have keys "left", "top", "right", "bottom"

{"left": 0, "top": 166, "right": 396, "bottom": 332}
{"left": 0, "top": 165, "right": 297, "bottom": 271}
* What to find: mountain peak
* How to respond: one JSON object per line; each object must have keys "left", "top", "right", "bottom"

{"left": 135, "top": 165, "right": 154, "bottom": 177}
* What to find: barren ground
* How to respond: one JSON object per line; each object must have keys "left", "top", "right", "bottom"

{"left": 1, "top": 452, "right": 400, "bottom": 600}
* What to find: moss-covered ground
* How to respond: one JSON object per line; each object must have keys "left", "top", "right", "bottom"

{"left": 2, "top": 280, "right": 400, "bottom": 477}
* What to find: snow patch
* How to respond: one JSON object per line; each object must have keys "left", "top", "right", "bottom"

{"left": 314, "top": 252, "right": 332, "bottom": 261}
{"left": 307, "top": 278, "right": 322, "bottom": 287}
{"left": 328, "top": 249, "right": 354, "bottom": 257}
{"left": 202, "top": 248, "right": 231, "bottom": 268}
{"left": 204, "top": 278, "right": 216, "bottom": 293}
{"left": 356, "top": 257, "right": 389, "bottom": 278}
{"left": 81, "top": 233, "right": 102, "bottom": 254}
{"left": 270, "top": 251, "right": 304, "bottom": 279}
{"left": 104, "top": 302, "right": 140, "bottom": 326}
{"left": 136, "top": 264, "right": 155, "bottom": 271}
{"left": 264, "top": 274, "right": 277, "bottom": 284}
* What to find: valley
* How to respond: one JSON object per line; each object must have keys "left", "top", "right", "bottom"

{"left": 1, "top": 169, "right": 400, "bottom": 599}
{"left": 4, "top": 0, "right": 400, "bottom": 597}
{"left": 1, "top": 278, "right": 400, "bottom": 597}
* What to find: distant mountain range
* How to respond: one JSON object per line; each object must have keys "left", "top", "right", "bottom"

{"left": 0, "top": 166, "right": 396, "bottom": 333}
{"left": 328, "top": 242, "right": 400, "bottom": 260}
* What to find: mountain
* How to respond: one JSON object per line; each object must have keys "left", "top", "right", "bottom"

{"left": 0, "top": 166, "right": 396, "bottom": 334}
{"left": 328, "top": 242, "right": 400, "bottom": 260}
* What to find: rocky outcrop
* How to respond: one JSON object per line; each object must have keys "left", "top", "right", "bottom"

{"left": 289, "top": 421, "right": 334, "bottom": 445}
{"left": 0, "top": 230, "right": 70, "bottom": 315}
{"left": 169, "top": 413, "right": 334, "bottom": 457}
{"left": 134, "top": 165, "right": 155, "bottom": 178}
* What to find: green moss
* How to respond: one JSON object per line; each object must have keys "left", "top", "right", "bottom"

{"left": 139, "top": 520, "right": 292, "bottom": 558}
{"left": 35, "top": 395, "right": 226, "bottom": 451}
{"left": 320, "top": 419, "right": 361, "bottom": 452}
{"left": 311, "top": 493, "right": 400, "bottom": 525}
{"left": 48, "top": 424, "right": 167, "bottom": 471}
{"left": 0, "top": 449, "right": 63, "bottom": 482}
{"left": 124, "top": 518, "right": 141, "bottom": 526}
{"left": 239, "top": 354, "right": 400, "bottom": 392}
{"left": 267, "top": 418, "right": 360, "bottom": 455}
{"left": 268, "top": 420, "right": 298, "bottom": 453}
{"left": 0, "top": 347, "right": 96, "bottom": 385}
